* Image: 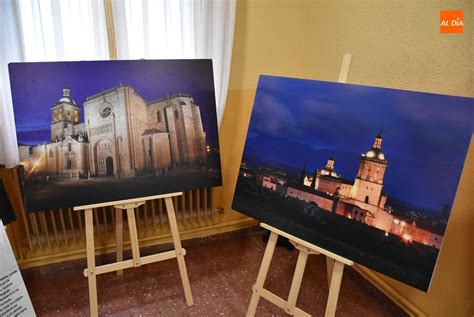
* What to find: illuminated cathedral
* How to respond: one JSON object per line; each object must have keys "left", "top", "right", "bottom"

{"left": 292, "top": 133, "right": 442, "bottom": 248}
{"left": 19, "top": 86, "right": 208, "bottom": 179}
{"left": 301, "top": 133, "right": 392, "bottom": 230}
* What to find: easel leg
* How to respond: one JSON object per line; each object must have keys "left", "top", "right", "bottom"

{"left": 286, "top": 249, "right": 308, "bottom": 314}
{"left": 164, "top": 197, "right": 194, "bottom": 307}
{"left": 326, "top": 257, "right": 335, "bottom": 286}
{"left": 246, "top": 231, "right": 278, "bottom": 317}
{"left": 85, "top": 208, "right": 98, "bottom": 317}
{"left": 115, "top": 208, "right": 123, "bottom": 275}
{"left": 324, "top": 261, "right": 345, "bottom": 317}
{"left": 126, "top": 208, "right": 141, "bottom": 267}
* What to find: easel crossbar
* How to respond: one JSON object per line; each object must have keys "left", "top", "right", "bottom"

{"left": 73, "top": 192, "right": 183, "bottom": 210}
{"left": 84, "top": 248, "right": 186, "bottom": 276}
{"left": 257, "top": 287, "right": 311, "bottom": 317}
{"left": 261, "top": 223, "right": 353, "bottom": 266}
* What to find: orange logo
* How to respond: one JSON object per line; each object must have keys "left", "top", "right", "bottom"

{"left": 440, "top": 10, "right": 463, "bottom": 33}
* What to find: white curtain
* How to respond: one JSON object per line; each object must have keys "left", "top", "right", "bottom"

{"left": 1, "top": 0, "right": 236, "bottom": 168}
{"left": 0, "top": 0, "right": 109, "bottom": 167}
{"left": 112, "top": 0, "right": 236, "bottom": 126}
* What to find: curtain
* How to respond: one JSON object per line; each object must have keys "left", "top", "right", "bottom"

{"left": 112, "top": 0, "right": 236, "bottom": 126}
{"left": 0, "top": 0, "right": 236, "bottom": 168}
{"left": 0, "top": 0, "right": 109, "bottom": 167}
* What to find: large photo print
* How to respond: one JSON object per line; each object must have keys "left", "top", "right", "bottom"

{"left": 232, "top": 75, "right": 473, "bottom": 291}
{"left": 10, "top": 60, "right": 222, "bottom": 212}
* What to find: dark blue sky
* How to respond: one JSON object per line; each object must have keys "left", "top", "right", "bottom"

{"left": 246, "top": 75, "right": 473, "bottom": 213}
{"left": 9, "top": 60, "right": 219, "bottom": 147}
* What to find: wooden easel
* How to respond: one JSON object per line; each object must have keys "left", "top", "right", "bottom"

{"left": 247, "top": 54, "right": 355, "bottom": 317}
{"left": 246, "top": 223, "right": 353, "bottom": 317}
{"left": 74, "top": 192, "right": 193, "bottom": 316}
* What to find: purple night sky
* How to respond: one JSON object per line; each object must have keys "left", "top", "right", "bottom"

{"left": 9, "top": 60, "right": 220, "bottom": 147}
{"left": 244, "top": 75, "right": 473, "bottom": 213}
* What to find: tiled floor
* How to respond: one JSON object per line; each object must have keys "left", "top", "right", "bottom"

{"left": 22, "top": 228, "right": 407, "bottom": 316}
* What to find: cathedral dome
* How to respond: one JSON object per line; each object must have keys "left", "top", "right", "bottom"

{"left": 59, "top": 88, "right": 76, "bottom": 105}
{"left": 320, "top": 168, "right": 339, "bottom": 177}
{"left": 363, "top": 131, "right": 386, "bottom": 162}
{"left": 59, "top": 96, "right": 75, "bottom": 103}
{"left": 365, "top": 148, "right": 385, "bottom": 161}
{"left": 320, "top": 156, "right": 340, "bottom": 178}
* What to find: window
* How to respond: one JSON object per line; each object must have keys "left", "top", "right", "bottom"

{"left": 100, "top": 106, "right": 111, "bottom": 118}
{"left": 365, "top": 196, "right": 369, "bottom": 203}
{"left": 49, "top": 149, "right": 54, "bottom": 158}
{"left": 0, "top": 1, "right": 235, "bottom": 167}
{"left": 175, "top": 109, "right": 179, "bottom": 118}
{"left": 156, "top": 111, "right": 162, "bottom": 123}
{"left": 68, "top": 143, "right": 72, "bottom": 151}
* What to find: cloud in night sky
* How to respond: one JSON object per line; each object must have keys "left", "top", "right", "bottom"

{"left": 252, "top": 92, "right": 304, "bottom": 137}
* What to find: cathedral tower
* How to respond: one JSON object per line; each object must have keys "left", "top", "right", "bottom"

{"left": 50, "top": 88, "right": 81, "bottom": 141}
{"left": 350, "top": 133, "right": 388, "bottom": 206}
{"left": 320, "top": 156, "right": 338, "bottom": 177}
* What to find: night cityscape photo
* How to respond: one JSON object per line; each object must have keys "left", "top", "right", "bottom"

{"left": 232, "top": 75, "right": 473, "bottom": 291}
{"left": 9, "top": 60, "right": 222, "bottom": 212}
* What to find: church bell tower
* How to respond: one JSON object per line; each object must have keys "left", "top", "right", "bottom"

{"left": 350, "top": 133, "right": 388, "bottom": 206}
{"left": 50, "top": 88, "right": 81, "bottom": 141}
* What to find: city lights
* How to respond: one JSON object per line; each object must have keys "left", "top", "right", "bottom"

{"left": 402, "top": 233, "right": 412, "bottom": 243}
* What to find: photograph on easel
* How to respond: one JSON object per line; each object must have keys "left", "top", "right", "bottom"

{"left": 9, "top": 60, "right": 222, "bottom": 212}
{"left": 232, "top": 75, "right": 473, "bottom": 291}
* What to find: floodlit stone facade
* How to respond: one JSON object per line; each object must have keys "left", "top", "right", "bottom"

{"left": 255, "top": 134, "right": 443, "bottom": 248}
{"left": 22, "top": 85, "right": 207, "bottom": 179}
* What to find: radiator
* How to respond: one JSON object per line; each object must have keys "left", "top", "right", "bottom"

{"left": 19, "top": 188, "right": 215, "bottom": 265}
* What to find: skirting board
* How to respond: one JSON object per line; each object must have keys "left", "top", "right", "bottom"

{"left": 353, "top": 264, "right": 426, "bottom": 317}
